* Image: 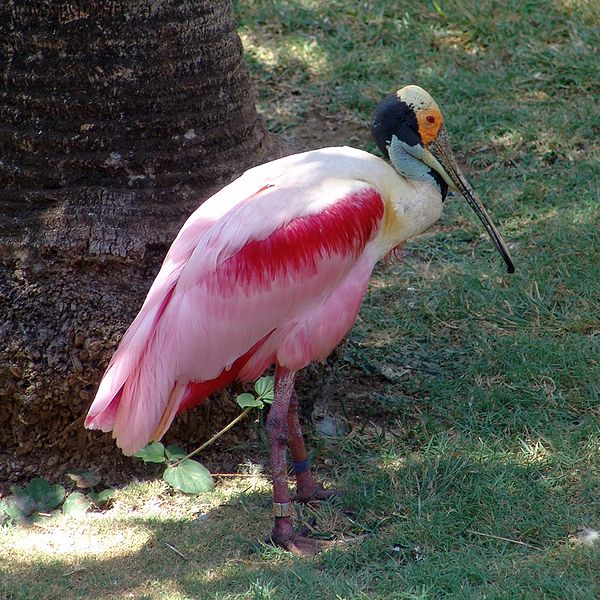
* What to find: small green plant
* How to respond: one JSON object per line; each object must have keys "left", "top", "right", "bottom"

{"left": 0, "top": 472, "right": 114, "bottom": 524}
{"left": 0, "top": 478, "right": 65, "bottom": 523}
{"left": 134, "top": 442, "right": 215, "bottom": 494}
{"left": 134, "top": 376, "right": 274, "bottom": 494}
{"left": 236, "top": 375, "right": 275, "bottom": 409}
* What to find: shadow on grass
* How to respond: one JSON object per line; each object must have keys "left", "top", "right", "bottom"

{"left": 2, "top": 431, "right": 598, "bottom": 600}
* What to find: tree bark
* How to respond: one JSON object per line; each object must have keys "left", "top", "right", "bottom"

{"left": 0, "top": 0, "right": 284, "bottom": 485}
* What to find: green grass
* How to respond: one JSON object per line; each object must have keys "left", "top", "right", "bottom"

{"left": 2, "top": 1, "right": 599, "bottom": 598}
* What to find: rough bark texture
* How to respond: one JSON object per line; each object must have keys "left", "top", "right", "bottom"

{"left": 0, "top": 0, "right": 290, "bottom": 486}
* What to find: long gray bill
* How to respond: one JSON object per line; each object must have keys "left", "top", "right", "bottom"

{"left": 430, "top": 127, "right": 515, "bottom": 273}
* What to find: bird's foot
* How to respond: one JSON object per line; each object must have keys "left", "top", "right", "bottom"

{"left": 294, "top": 481, "right": 345, "bottom": 504}
{"left": 268, "top": 518, "right": 336, "bottom": 557}
{"left": 273, "top": 532, "right": 337, "bottom": 557}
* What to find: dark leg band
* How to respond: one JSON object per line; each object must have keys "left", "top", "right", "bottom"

{"left": 292, "top": 459, "right": 310, "bottom": 474}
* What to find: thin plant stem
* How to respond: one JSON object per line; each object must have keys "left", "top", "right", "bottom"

{"left": 466, "top": 529, "right": 540, "bottom": 550}
{"left": 174, "top": 407, "right": 253, "bottom": 465}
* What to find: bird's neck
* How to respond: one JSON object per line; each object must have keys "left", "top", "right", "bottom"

{"left": 388, "top": 136, "right": 448, "bottom": 201}
{"left": 372, "top": 175, "right": 444, "bottom": 262}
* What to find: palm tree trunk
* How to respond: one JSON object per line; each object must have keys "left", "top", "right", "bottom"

{"left": 0, "top": 0, "right": 284, "bottom": 484}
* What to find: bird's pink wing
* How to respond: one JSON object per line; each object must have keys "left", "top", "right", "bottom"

{"left": 86, "top": 157, "right": 385, "bottom": 454}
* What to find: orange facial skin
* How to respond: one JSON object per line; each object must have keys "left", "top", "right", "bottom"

{"left": 416, "top": 107, "right": 444, "bottom": 145}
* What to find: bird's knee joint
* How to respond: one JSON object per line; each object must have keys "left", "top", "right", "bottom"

{"left": 266, "top": 414, "right": 289, "bottom": 443}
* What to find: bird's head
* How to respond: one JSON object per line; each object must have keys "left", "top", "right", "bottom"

{"left": 371, "top": 85, "right": 514, "bottom": 273}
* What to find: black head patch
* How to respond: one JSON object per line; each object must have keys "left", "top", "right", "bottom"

{"left": 370, "top": 94, "right": 422, "bottom": 158}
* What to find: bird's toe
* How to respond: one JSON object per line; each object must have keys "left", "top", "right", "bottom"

{"left": 294, "top": 482, "right": 347, "bottom": 504}
{"left": 268, "top": 531, "right": 337, "bottom": 557}
{"left": 267, "top": 518, "right": 337, "bottom": 557}
{"left": 288, "top": 535, "right": 338, "bottom": 557}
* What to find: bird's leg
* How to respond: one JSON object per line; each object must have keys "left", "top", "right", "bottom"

{"left": 267, "top": 367, "right": 295, "bottom": 545}
{"left": 267, "top": 366, "right": 324, "bottom": 556}
{"left": 287, "top": 391, "right": 338, "bottom": 503}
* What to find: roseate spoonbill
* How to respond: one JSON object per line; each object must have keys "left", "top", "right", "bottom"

{"left": 86, "top": 85, "right": 514, "bottom": 555}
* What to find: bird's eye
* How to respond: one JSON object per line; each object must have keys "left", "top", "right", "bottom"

{"left": 426, "top": 115, "right": 436, "bottom": 124}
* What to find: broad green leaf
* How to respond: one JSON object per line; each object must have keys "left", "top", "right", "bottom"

{"left": 62, "top": 492, "right": 92, "bottom": 516}
{"left": 96, "top": 489, "right": 116, "bottom": 504}
{"left": 27, "top": 478, "right": 65, "bottom": 512}
{"left": 236, "top": 393, "right": 263, "bottom": 408}
{"left": 87, "top": 488, "right": 115, "bottom": 507}
{"left": 163, "top": 459, "right": 214, "bottom": 494}
{"left": 255, "top": 376, "right": 275, "bottom": 401}
{"left": 133, "top": 442, "right": 166, "bottom": 463}
{"left": 67, "top": 469, "right": 101, "bottom": 488}
{"left": 165, "top": 445, "right": 187, "bottom": 461}
{"left": 0, "top": 498, "right": 25, "bottom": 523}
{"left": 9, "top": 487, "right": 36, "bottom": 517}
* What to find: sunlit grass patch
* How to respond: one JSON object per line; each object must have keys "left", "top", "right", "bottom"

{"left": 0, "top": 475, "right": 278, "bottom": 599}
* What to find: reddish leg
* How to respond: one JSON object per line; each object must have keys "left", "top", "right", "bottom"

{"left": 287, "top": 391, "right": 338, "bottom": 503}
{"left": 267, "top": 366, "right": 322, "bottom": 556}
{"left": 267, "top": 367, "right": 295, "bottom": 545}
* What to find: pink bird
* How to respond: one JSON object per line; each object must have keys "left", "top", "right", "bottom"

{"left": 86, "top": 86, "right": 514, "bottom": 555}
